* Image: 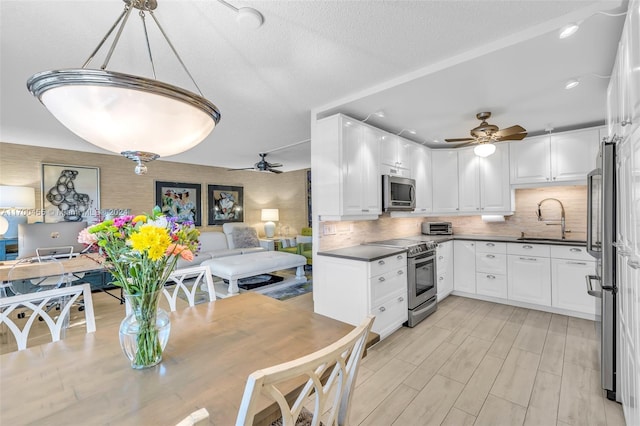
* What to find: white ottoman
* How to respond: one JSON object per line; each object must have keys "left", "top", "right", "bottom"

{"left": 201, "top": 251, "right": 307, "bottom": 296}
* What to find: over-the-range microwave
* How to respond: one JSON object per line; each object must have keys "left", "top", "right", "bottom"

{"left": 382, "top": 175, "right": 415, "bottom": 212}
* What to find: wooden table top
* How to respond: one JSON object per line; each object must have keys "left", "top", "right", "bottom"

{"left": 0, "top": 292, "right": 378, "bottom": 425}
{"left": 0, "top": 253, "right": 106, "bottom": 282}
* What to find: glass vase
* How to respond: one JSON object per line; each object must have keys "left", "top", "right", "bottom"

{"left": 119, "top": 290, "right": 171, "bottom": 369}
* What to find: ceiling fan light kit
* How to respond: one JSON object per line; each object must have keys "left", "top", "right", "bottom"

{"left": 26, "top": 0, "right": 221, "bottom": 175}
{"left": 473, "top": 143, "right": 497, "bottom": 157}
{"left": 228, "top": 153, "right": 283, "bottom": 173}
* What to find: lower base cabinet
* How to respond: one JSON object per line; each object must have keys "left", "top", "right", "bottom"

{"left": 436, "top": 241, "right": 454, "bottom": 300}
{"left": 476, "top": 272, "right": 508, "bottom": 299}
{"left": 551, "top": 258, "right": 596, "bottom": 315}
{"left": 507, "top": 255, "right": 552, "bottom": 306}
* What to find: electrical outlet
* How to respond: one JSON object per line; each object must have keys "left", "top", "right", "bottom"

{"left": 323, "top": 224, "right": 336, "bottom": 235}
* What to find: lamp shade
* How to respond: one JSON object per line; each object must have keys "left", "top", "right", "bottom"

{"left": 0, "top": 186, "right": 35, "bottom": 209}
{"left": 261, "top": 209, "right": 279, "bottom": 222}
{"left": 28, "top": 69, "right": 220, "bottom": 158}
{"left": 474, "top": 143, "right": 497, "bottom": 158}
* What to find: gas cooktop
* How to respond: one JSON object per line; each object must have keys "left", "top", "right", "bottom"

{"left": 367, "top": 238, "right": 437, "bottom": 257}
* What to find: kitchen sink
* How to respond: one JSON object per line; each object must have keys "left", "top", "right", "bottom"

{"left": 516, "top": 237, "right": 586, "bottom": 244}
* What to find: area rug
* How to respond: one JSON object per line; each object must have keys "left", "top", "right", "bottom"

{"left": 261, "top": 280, "right": 313, "bottom": 301}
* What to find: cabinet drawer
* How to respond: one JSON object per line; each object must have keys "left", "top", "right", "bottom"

{"left": 550, "top": 245, "right": 592, "bottom": 261}
{"left": 369, "top": 253, "right": 407, "bottom": 276}
{"left": 371, "top": 290, "right": 408, "bottom": 339}
{"left": 476, "top": 273, "right": 508, "bottom": 299}
{"left": 370, "top": 267, "right": 407, "bottom": 307}
{"left": 508, "top": 243, "right": 550, "bottom": 257}
{"left": 475, "top": 241, "right": 507, "bottom": 254}
{"left": 475, "top": 253, "right": 507, "bottom": 274}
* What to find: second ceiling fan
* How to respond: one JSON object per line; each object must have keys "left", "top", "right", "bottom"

{"left": 445, "top": 112, "right": 527, "bottom": 156}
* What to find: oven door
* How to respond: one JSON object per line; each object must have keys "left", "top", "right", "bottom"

{"left": 408, "top": 252, "right": 436, "bottom": 309}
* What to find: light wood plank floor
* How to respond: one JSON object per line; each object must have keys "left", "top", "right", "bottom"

{"left": 1, "top": 291, "right": 626, "bottom": 426}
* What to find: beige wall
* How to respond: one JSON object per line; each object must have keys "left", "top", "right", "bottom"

{"left": 318, "top": 185, "right": 587, "bottom": 250}
{"left": 0, "top": 142, "right": 309, "bottom": 236}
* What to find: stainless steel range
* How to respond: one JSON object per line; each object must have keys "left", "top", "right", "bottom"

{"left": 368, "top": 238, "right": 438, "bottom": 327}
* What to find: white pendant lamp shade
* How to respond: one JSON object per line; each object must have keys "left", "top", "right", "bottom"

{"left": 474, "top": 143, "right": 496, "bottom": 157}
{"left": 28, "top": 69, "right": 220, "bottom": 159}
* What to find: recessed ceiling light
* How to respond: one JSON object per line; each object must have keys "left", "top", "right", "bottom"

{"left": 559, "top": 23, "right": 580, "bottom": 39}
{"left": 565, "top": 78, "right": 580, "bottom": 89}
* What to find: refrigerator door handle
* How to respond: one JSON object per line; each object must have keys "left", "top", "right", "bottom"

{"left": 585, "top": 275, "right": 602, "bottom": 298}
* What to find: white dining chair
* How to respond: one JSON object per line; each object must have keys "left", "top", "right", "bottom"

{"left": 0, "top": 283, "right": 96, "bottom": 351}
{"left": 163, "top": 265, "right": 216, "bottom": 311}
{"left": 175, "top": 408, "right": 209, "bottom": 426}
{"left": 235, "top": 315, "right": 374, "bottom": 426}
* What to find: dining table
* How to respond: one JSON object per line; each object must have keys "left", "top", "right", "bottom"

{"left": 0, "top": 291, "right": 379, "bottom": 425}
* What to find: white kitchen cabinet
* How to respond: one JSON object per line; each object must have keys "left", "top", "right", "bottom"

{"left": 313, "top": 114, "right": 382, "bottom": 220}
{"left": 551, "top": 257, "right": 596, "bottom": 315}
{"left": 510, "top": 127, "right": 599, "bottom": 185}
{"left": 381, "top": 134, "right": 412, "bottom": 177}
{"left": 475, "top": 241, "right": 507, "bottom": 298}
{"left": 457, "top": 148, "right": 481, "bottom": 213}
{"left": 507, "top": 253, "right": 551, "bottom": 306}
{"left": 411, "top": 144, "right": 433, "bottom": 214}
{"left": 431, "top": 149, "right": 459, "bottom": 213}
{"left": 436, "top": 240, "right": 453, "bottom": 300}
{"left": 314, "top": 252, "right": 407, "bottom": 340}
{"left": 453, "top": 240, "right": 475, "bottom": 293}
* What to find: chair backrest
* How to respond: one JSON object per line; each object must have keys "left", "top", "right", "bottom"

{"left": 236, "top": 315, "right": 374, "bottom": 426}
{"left": 163, "top": 265, "right": 216, "bottom": 311}
{"left": 0, "top": 283, "right": 96, "bottom": 351}
{"left": 175, "top": 408, "right": 209, "bottom": 426}
{"left": 8, "top": 257, "right": 67, "bottom": 295}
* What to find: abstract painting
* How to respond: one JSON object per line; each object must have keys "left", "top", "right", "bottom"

{"left": 41, "top": 163, "right": 100, "bottom": 223}
{"left": 208, "top": 184, "right": 243, "bottom": 225}
{"left": 155, "top": 181, "right": 201, "bottom": 226}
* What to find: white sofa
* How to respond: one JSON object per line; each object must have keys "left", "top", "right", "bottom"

{"left": 176, "top": 223, "right": 266, "bottom": 269}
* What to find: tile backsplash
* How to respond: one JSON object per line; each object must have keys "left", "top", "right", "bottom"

{"left": 319, "top": 185, "right": 587, "bottom": 251}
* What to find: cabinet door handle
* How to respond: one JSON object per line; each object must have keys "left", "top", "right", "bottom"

{"left": 569, "top": 248, "right": 582, "bottom": 252}
{"left": 629, "top": 259, "right": 640, "bottom": 269}
{"left": 378, "top": 260, "right": 385, "bottom": 265}
{"left": 486, "top": 243, "right": 495, "bottom": 247}
{"left": 487, "top": 275, "right": 496, "bottom": 279}
{"left": 398, "top": 297, "right": 404, "bottom": 302}
{"left": 486, "top": 254, "right": 496, "bottom": 259}
{"left": 439, "top": 276, "right": 444, "bottom": 281}
{"left": 379, "top": 306, "right": 386, "bottom": 312}
{"left": 567, "top": 261, "right": 587, "bottom": 266}
{"left": 519, "top": 257, "right": 538, "bottom": 261}
{"left": 523, "top": 245, "right": 533, "bottom": 249}
{"left": 378, "top": 277, "right": 386, "bottom": 282}
{"left": 397, "top": 270, "right": 404, "bottom": 275}
{"left": 397, "top": 255, "right": 404, "bottom": 260}
{"left": 362, "top": 209, "right": 370, "bottom": 213}
{"left": 438, "top": 256, "right": 444, "bottom": 260}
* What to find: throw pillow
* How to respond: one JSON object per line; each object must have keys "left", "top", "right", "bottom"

{"left": 232, "top": 227, "right": 260, "bottom": 248}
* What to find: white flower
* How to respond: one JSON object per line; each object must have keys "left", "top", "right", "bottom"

{"left": 148, "top": 216, "right": 168, "bottom": 229}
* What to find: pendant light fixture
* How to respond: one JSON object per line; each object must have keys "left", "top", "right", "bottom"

{"left": 27, "top": 0, "right": 221, "bottom": 175}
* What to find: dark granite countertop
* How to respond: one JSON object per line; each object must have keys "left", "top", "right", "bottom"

{"left": 405, "top": 234, "right": 587, "bottom": 247}
{"left": 317, "top": 245, "right": 407, "bottom": 262}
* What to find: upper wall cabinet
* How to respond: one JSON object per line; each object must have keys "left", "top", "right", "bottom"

{"left": 380, "top": 135, "right": 412, "bottom": 177}
{"left": 510, "top": 127, "right": 600, "bottom": 186}
{"left": 431, "top": 149, "right": 459, "bottom": 213}
{"left": 458, "top": 144, "right": 513, "bottom": 214}
{"left": 607, "top": 1, "right": 640, "bottom": 139}
{"left": 411, "top": 143, "right": 433, "bottom": 214}
{"left": 313, "top": 114, "right": 382, "bottom": 220}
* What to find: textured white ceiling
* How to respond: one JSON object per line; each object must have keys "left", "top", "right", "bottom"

{"left": 0, "top": 0, "right": 627, "bottom": 172}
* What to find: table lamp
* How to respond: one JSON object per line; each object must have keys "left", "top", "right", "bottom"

{"left": 0, "top": 185, "right": 36, "bottom": 238}
{"left": 261, "top": 209, "right": 279, "bottom": 238}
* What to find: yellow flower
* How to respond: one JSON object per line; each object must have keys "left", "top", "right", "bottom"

{"left": 129, "top": 224, "right": 171, "bottom": 261}
{"left": 133, "top": 215, "right": 148, "bottom": 224}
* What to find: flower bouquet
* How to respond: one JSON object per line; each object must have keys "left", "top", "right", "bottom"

{"left": 82, "top": 206, "right": 200, "bottom": 368}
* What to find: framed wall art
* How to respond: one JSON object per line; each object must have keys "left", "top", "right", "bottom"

{"left": 208, "top": 184, "right": 243, "bottom": 225}
{"left": 41, "top": 163, "right": 100, "bottom": 223}
{"left": 155, "top": 181, "right": 202, "bottom": 226}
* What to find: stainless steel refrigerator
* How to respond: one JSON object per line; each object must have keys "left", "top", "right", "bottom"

{"left": 586, "top": 140, "right": 619, "bottom": 402}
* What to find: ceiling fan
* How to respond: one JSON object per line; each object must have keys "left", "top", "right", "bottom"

{"left": 227, "top": 153, "right": 283, "bottom": 173}
{"left": 445, "top": 112, "right": 527, "bottom": 156}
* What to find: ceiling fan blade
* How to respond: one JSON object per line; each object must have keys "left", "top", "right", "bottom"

{"left": 455, "top": 141, "right": 477, "bottom": 148}
{"left": 494, "top": 125, "right": 526, "bottom": 138}
{"left": 268, "top": 168, "right": 283, "bottom": 174}
{"left": 268, "top": 163, "right": 283, "bottom": 168}
{"left": 495, "top": 132, "right": 528, "bottom": 141}
{"left": 445, "top": 138, "right": 475, "bottom": 143}
{"left": 227, "top": 167, "right": 256, "bottom": 171}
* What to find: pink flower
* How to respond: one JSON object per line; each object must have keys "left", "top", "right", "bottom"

{"left": 166, "top": 244, "right": 194, "bottom": 262}
{"left": 78, "top": 228, "right": 98, "bottom": 245}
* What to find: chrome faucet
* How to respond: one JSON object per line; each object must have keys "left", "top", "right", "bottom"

{"left": 536, "top": 198, "right": 567, "bottom": 240}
